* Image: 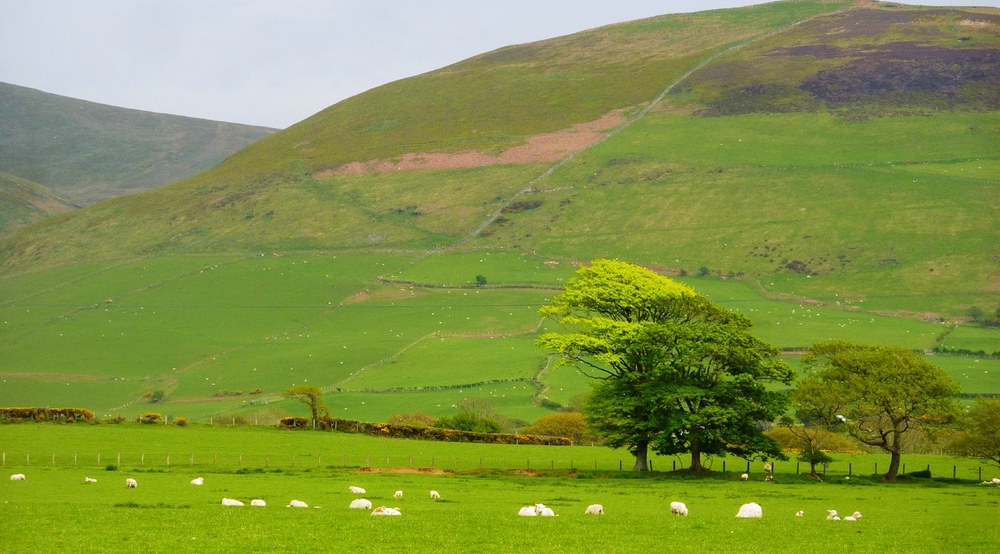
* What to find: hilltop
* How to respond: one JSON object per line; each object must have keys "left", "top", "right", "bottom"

{"left": 0, "top": 82, "right": 276, "bottom": 206}
{"left": 0, "top": 1, "right": 997, "bottom": 421}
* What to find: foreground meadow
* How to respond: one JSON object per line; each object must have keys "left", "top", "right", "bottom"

{"left": 2, "top": 425, "right": 999, "bottom": 553}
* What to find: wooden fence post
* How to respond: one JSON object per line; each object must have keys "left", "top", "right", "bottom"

{"left": 142, "top": 453, "right": 145, "bottom": 467}
{"left": 117, "top": 453, "right": 120, "bottom": 469}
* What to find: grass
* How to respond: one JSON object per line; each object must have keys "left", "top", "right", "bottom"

{"left": 1, "top": 423, "right": 999, "bottom": 553}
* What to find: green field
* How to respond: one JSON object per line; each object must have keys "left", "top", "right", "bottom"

{"left": 1, "top": 424, "right": 999, "bottom": 553}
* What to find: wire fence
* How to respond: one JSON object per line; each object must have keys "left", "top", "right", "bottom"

{"left": 2, "top": 451, "right": 994, "bottom": 482}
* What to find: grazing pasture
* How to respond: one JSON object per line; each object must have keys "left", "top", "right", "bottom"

{"left": 1, "top": 424, "right": 999, "bottom": 553}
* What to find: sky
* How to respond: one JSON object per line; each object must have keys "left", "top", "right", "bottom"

{"left": 2, "top": 0, "right": 997, "bottom": 129}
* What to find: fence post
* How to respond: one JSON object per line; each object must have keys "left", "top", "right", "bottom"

{"left": 979, "top": 467, "right": 982, "bottom": 481}
{"left": 239, "top": 455, "right": 243, "bottom": 466}
{"left": 52, "top": 453, "right": 56, "bottom": 466}
{"left": 746, "top": 461, "right": 750, "bottom": 473}
{"left": 849, "top": 463, "right": 852, "bottom": 476}
{"left": 953, "top": 466, "right": 957, "bottom": 479}
{"left": 673, "top": 461, "right": 676, "bottom": 471}
{"left": 649, "top": 460, "right": 653, "bottom": 472}
{"left": 167, "top": 454, "right": 170, "bottom": 467}
{"left": 796, "top": 462, "right": 799, "bottom": 475}
{"left": 875, "top": 462, "right": 877, "bottom": 475}
{"left": 117, "top": 453, "right": 120, "bottom": 469}
{"left": 141, "top": 453, "right": 145, "bottom": 467}
{"left": 74, "top": 453, "right": 77, "bottom": 468}
{"left": 318, "top": 455, "right": 322, "bottom": 467}
{"left": 619, "top": 460, "right": 622, "bottom": 471}
{"left": 97, "top": 453, "right": 101, "bottom": 466}
{"left": 26, "top": 453, "right": 29, "bottom": 466}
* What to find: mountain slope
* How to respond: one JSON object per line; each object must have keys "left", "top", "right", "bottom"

{"left": 0, "top": 82, "right": 276, "bottom": 205}
{"left": 0, "top": 172, "right": 74, "bottom": 235}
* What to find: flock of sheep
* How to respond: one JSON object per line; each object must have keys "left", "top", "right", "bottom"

{"left": 20, "top": 470, "right": 961, "bottom": 520}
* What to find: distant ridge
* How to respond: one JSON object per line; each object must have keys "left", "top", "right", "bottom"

{"left": 0, "top": 82, "right": 276, "bottom": 206}
{"left": 0, "top": 171, "right": 74, "bottom": 235}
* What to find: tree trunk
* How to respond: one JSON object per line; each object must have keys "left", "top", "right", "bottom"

{"left": 884, "top": 430, "right": 902, "bottom": 483}
{"left": 689, "top": 439, "right": 708, "bottom": 472}
{"left": 632, "top": 441, "right": 649, "bottom": 471}
{"left": 809, "top": 461, "right": 820, "bottom": 479}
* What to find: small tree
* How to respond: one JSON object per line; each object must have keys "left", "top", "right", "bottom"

{"left": 281, "top": 385, "right": 328, "bottom": 426}
{"left": 952, "top": 398, "right": 1000, "bottom": 467}
{"left": 475, "top": 274, "right": 488, "bottom": 287}
{"left": 794, "top": 341, "right": 961, "bottom": 483}
{"left": 777, "top": 416, "right": 834, "bottom": 479}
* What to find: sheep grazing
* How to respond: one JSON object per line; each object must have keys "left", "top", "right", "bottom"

{"left": 851, "top": 511, "right": 862, "bottom": 520}
{"left": 584, "top": 504, "right": 604, "bottom": 515}
{"left": 371, "top": 506, "right": 402, "bottom": 516}
{"left": 670, "top": 501, "right": 689, "bottom": 516}
{"left": 430, "top": 490, "right": 441, "bottom": 500}
{"left": 287, "top": 500, "right": 309, "bottom": 508}
{"left": 125, "top": 478, "right": 137, "bottom": 488}
{"left": 251, "top": 499, "right": 266, "bottom": 507}
{"left": 764, "top": 475, "right": 774, "bottom": 482}
{"left": 394, "top": 490, "right": 403, "bottom": 499}
{"left": 518, "top": 506, "right": 538, "bottom": 516}
{"left": 991, "top": 478, "right": 1000, "bottom": 487}
{"left": 84, "top": 477, "right": 97, "bottom": 484}
{"left": 826, "top": 509, "right": 840, "bottom": 521}
{"left": 222, "top": 498, "right": 244, "bottom": 507}
{"left": 795, "top": 510, "right": 804, "bottom": 517}
{"left": 350, "top": 499, "right": 373, "bottom": 510}
{"left": 10, "top": 474, "right": 25, "bottom": 481}
{"left": 191, "top": 477, "right": 204, "bottom": 486}
{"left": 735, "top": 502, "right": 763, "bottom": 519}
{"left": 763, "top": 462, "right": 773, "bottom": 473}
{"left": 348, "top": 486, "right": 366, "bottom": 494}
{"left": 740, "top": 473, "right": 749, "bottom": 481}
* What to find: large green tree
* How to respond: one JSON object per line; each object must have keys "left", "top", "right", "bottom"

{"left": 793, "top": 341, "right": 961, "bottom": 483}
{"left": 537, "top": 259, "right": 793, "bottom": 471}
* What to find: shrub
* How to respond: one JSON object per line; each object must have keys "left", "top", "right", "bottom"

{"left": 175, "top": 417, "right": 188, "bottom": 427}
{"left": 387, "top": 412, "right": 435, "bottom": 428}
{"left": 522, "top": 412, "right": 600, "bottom": 445}
{"left": 105, "top": 464, "right": 118, "bottom": 471}
{"left": 140, "top": 412, "right": 162, "bottom": 424}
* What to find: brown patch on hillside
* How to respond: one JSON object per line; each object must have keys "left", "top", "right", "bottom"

{"left": 314, "top": 110, "right": 628, "bottom": 178}
{"left": 987, "top": 276, "right": 1000, "bottom": 292}
{"left": 356, "top": 467, "right": 451, "bottom": 475}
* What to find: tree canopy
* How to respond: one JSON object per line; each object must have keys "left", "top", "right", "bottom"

{"left": 281, "top": 385, "right": 328, "bottom": 425}
{"left": 952, "top": 398, "right": 1000, "bottom": 467}
{"left": 793, "top": 341, "right": 961, "bottom": 482}
{"left": 537, "top": 259, "right": 793, "bottom": 471}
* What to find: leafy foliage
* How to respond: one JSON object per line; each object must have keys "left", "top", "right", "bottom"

{"left": 281, "top": 385, "right": 328, "bottom": 425}
{"left": 793, "top": 341, "right": 961, "bottom": 482}
{"left": 538, "top": 260, "right": 793, "bottom": 471}
{"left": 951, "top": 398, "right": 1000, "bottom": 467}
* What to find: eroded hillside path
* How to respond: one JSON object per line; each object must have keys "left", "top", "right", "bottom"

{"left": 454, "top": 4, "right": 858, "bottom": 246}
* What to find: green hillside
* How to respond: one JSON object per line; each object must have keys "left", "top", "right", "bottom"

{"left": 0, "top": 172, "right": 74, "bottom": 234}
{"left": 0, "top": 82, "right": 276, "bottom": 205}
{"left": 1, "top": 1, "right": 998, "bottom": 423}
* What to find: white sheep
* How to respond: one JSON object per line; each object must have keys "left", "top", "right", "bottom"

{"left": 851, "top": 511, "right": 862, "bottom": 520}
{"left": 843, "top": 515, "right": 857, "bottom": 521}
{"left": 191, "top": 477, "right": 204, "bottom": 486}
{"left": 394, "top": 490, "right": 403, "bottom": 499}
{"left": 735, "top": 502, "right": 762, "bottom": 518}
{"left": 670, "top": 501, "right": 688, "bottom": 516}
{"left": 763, "top": 462, "right": 773, "bottom": 473}
{"left": 10, "top": 474, "right": 25, "bottom": 481}
{"left": 740, "top": 473, "right": 749, "bottom": 481}
{"left": 518, "top": 506, "right": 538, "bottom": 516}
{"left": 371, "top": 506, "right": 402, "bottom": 516}
{"left": 350, "top": 498, "right": 372, "bottom": 510}
{"left": 430, "top": 490, "right": 441, "bottom": 499}
{"left": 84, "top": 477, "right": 97, "bottom": 484}
{"left": 764, "top": 475, "right": 774, "bottom": 482}
{"left": 251, "top": 499, "right": 266, "bottom": 507}
{"left": 584, "top": 504, "right": 604, "bottom": 515}
{"left": 287, "top": 500, "right": 308, "bottom": 508}
{"left": 992, "top": 478, "right": 1000, "bottom": 486}
{"left": 795, "top": 510, "right": 804, "bottom": 517}
{"left": 826, "top": 509, "right": 840, "bottom": 521}
{"left": 222, "top": 498, "right": 244, "bottom": 507}
{"left": 125, "top": 478, "right": 137, "bottom": 488}
{"left": 536, "top": 503, "right": 556, "bottom": 517}
{"left": 348, "top": 486, "right": 366, "bottom": 494}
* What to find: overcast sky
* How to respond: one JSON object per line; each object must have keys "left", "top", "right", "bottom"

{"left": 2, "top": 1, "right": 997, "bottom": 129}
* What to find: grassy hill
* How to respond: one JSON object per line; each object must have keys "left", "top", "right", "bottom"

{"left": 0, "top": 172, "right": 74, "bottom": 234}
{"left": 0, "top": 1, "right": 998, "bottom": 423}
{"left": 0, "top": 82, "right": 276, "bottom": 206}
